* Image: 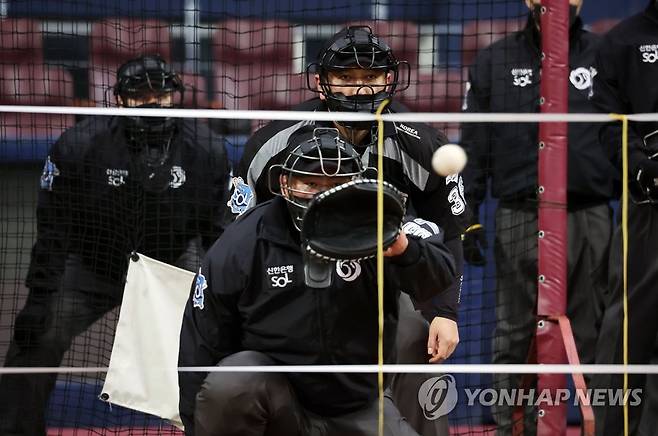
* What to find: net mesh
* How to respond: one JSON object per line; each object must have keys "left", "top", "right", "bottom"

{"left": 0, "top": 0, "right": 645, "bottom": 434}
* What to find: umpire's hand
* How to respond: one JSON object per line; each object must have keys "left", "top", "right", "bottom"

{"left": 383, "top": 232, "right": 409, "bottom": 257}
{"left": 462, "top": 224, "right": 487, "bottom": 266}
{"left": 427, "top": 316, "right": 459, "bottom": 363}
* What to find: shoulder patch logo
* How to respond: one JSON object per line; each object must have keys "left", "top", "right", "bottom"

{"left": 40, "top": 156, "right": 60, "bottom": 191}
{"left": 336, "top": 260, "right": 362, "bottom": 282}
{"left": 228, "top": 177, "right": 254, "bottom": 215}
{"left": 193, "top": 269, "right": 207, "bottom": 310}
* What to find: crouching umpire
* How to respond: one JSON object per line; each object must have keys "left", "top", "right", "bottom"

{"left": 178, "top": 128, "right": 458, "bottom": 436}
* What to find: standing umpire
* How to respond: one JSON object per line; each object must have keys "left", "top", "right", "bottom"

{"left": 461, "top": 0, "right": 616, "bottom": 433}
{"left": 0, "top": 55, "right": 230, "bottom": 436}
{"left": 591, "top": 2, "right": 658, "bottom": 435}
{"left": 234, "top": 26, "right": 469, "bottom": 435}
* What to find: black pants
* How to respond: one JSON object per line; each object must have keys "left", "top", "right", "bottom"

{"left": 491, "top": 203, "right": 612, "bottom": 435}
{"left": 194, "top": 350, "right": 420, "bottom": 436}
{"left": 593, "top": 203, "right": 658, "bottom": 436}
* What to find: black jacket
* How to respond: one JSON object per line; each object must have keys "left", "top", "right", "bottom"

{"left": 234, "top": 98, "right": 469, "bottom": 320}
{"left": 26, "top": 116, "right": 231, "bottom": 293}
{"left": 178, "top": 196, "right": 457, "bottom": 433}
{"left": 462, "top": 15, "right": 617, "bottom": 209}
{"left": 593, "top": 2, "right": 658, "bottom": 173}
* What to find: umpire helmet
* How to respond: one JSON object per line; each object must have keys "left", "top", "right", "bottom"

{"left": 273, "top": 127, "right": 365, "bottom": 229}
{"left": 114, "top": 55, "right": 184, "bottom": 168}
{"left": 308, "top": 26, "right": 409, "bottom": 127}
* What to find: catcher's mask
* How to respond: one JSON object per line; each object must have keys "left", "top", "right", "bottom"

{"left": 114, "top": 54, "right": 184, "bottom": 167}
{"left": 271, "top": 127, "right": 365, "bottom": 230}
{"left": 307, "top": 26, "right": 409, "bottom": 129}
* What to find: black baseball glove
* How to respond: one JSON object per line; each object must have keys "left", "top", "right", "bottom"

{"left": 301, "top": 179, "right": 407, "bottom": 261}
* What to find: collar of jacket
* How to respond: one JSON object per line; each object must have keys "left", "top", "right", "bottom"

{"left": 259, "top": 196, "right": 302, "bottom": 249}
{"left": 316, "top": 99, "right": 398, "bottom": 139}
{"left": 522, "top": 11, "right": 585, "bottom": 53}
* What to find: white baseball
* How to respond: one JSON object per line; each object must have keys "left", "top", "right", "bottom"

{"left": 431, "top": 143, "right": 467, "bottom": 176}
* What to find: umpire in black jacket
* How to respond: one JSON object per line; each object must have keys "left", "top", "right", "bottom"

{"left": 0, "top": 55, "right": 230, "bottom": 436}
{"left": 461, "top": 1, "right": 616, "bottom": 433}
{"left": 178, "top": 128, "right": 457, "bottom": 436}
{"left": 591, "top": 2, "right": 658, "bottom": 435}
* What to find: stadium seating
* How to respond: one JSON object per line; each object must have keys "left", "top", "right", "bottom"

{"left": 398, "top": 68, "right": 465, "bottom": 113}
{"left": 461, "top": 18, "right": 524, "bottom": 68}
{"left": 88, "top": 19, "right": 172, "bottom": 106}
{"left": 348, "top": 21, "right": 420, "bottom": 68}
{"left": 212, "top": 19, "right": 293, "bottom": 66}
{"left": 0, "top": 19, "right": 43, "bottom": 65}
{"left": 0, "top": 64, "right": 75, "bottom": 142}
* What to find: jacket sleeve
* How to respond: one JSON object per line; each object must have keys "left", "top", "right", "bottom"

{"left": 410, "top": 142, "right": 467, "bottom": 321}
{"left": 592, "top": 34, "right": 647, "bottom": 173}
{"left": 461, "top": 48, "right": 493, "bottom": 214}
{"left": 425, "top": 237, "right": 463, "bottom": 321}
{"left": 25, "top": 133, "right": 78, "bottom": 291}
{"left": 387, "top": 217, "right": 457, "bottom": 303}
{"left": 178, "top": 242, "right": 246, "bottom": 435}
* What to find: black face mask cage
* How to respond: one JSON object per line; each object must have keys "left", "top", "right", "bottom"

{"left": 271, "top": 128, "right": 365, "bottom": 229}
{"left": 306, "top": 26, "right": 410, "bottom": 121}
{"left": 113, "top": 56, "right": 184, "bottom": 166}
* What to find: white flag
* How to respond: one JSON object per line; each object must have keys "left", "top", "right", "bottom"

{"left": 101, "top": 253, "right": 195, "bottom": 430}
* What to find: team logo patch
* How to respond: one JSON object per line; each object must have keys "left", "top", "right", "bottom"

{"left": 267, "top": 264, "right": 294, "bottom": 289}
{"left": 170, "top": 166, "right": 186, "bottom": 188}
{"left": 228, "top": 177, "right": 254, "bottom": 215}
{"left": 40, "top": 156, "right": 60, "bottom": 191}
{"left": 511, "top": 68, "right": 533, "bottom": 87}
{"left": 570, "top": 66, "right": 597, "bottom": 98}
{"left": 106, "top": 168, "right": 128, "bottom": 187}
{"left": 639, "top": 44, "right": 658, "bottom": 63}
{"left": 193, "top": 269, "right": 207, "bottom": 310}
{"left": 336, "top": 260, "right": 362, "bottom": 282}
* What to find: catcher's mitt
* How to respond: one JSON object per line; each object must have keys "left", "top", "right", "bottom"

{"left": 300, "top": 179, "right": 407, "bottom": 261}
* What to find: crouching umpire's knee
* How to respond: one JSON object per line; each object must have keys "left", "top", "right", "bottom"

{"left": 195, "top": 351, "right": 304, "bottom": 436}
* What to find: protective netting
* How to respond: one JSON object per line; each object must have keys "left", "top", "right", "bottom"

{"left": 0, "top": 0, "right": 650, "bottom": 434}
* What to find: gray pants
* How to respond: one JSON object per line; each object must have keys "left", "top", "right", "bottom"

{"left": 192, "top": 294, "right": 449, "bottom": 436}
{"left": 491, "top": 202, "right": 612, "bottom": 435}
{"left": 195, "top": 350, "right": 420, "bottom": 436}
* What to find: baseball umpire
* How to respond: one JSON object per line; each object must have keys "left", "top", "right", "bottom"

{"left": 591, "top": 2, "right": 658, "bottom": 434}
{"left": 232, "top": 26, "right": 469, "bottom": 434}
{"left": 178, "top": 127, "right": 457, "bottom": 436}
{"left": 0, "top": 55, "right": 231, "bottom": 435}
